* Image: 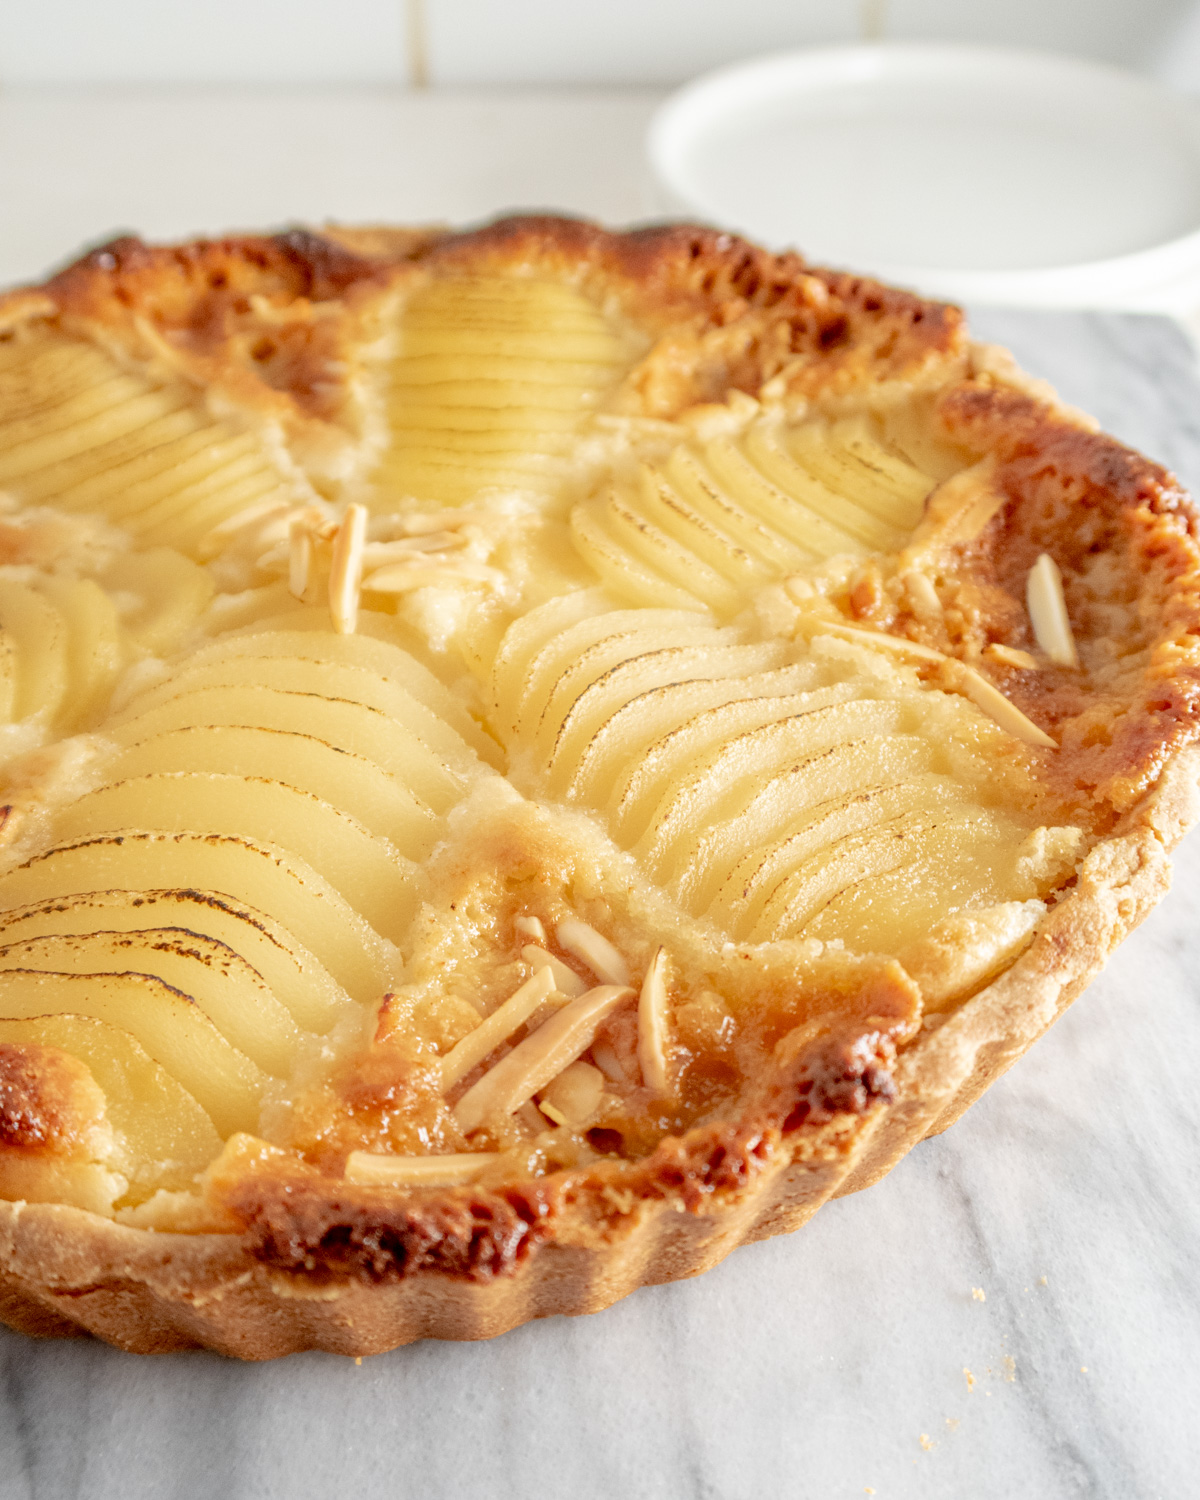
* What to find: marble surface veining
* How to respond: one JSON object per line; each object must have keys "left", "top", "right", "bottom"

{"left": 1, "top": 310, "right": 1199, "bottom": 1500}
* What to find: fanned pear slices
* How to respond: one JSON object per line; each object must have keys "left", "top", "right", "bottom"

{"left": 375, "top": 274, "right": 638, "bottom": 504}
{"left": 0, "top": 605, "right": 495, "bottom": 1212}
{"left": 493, "top": 605, "right": 1079, "bottom": 953}
{"left": 0, "top": 332, "right": 299, "bottom": 553}
{"left": 571, "top": 418, "right": 936, "bottom": 615}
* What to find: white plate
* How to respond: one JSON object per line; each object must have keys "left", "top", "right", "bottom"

{"left": 648, "top": 44, "right": 1200, "bottom": 312}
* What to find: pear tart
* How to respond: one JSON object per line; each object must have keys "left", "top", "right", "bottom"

{"left": 0, "top": 218, "right": 1196, "bottom": 1358}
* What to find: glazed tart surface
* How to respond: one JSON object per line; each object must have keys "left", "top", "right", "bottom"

{"left": 0, "top": 217, "right": 1197, "bottom": 1357}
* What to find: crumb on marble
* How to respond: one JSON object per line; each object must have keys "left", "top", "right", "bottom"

{"left": 971, "top": 1286, "right": 986, "bottom": 1302}
{"left": 919, "top": 1434, "right": 935, "bottom": 1452}
{"left": 964, "top": 1367, "right": 976, "bottom": 1392}
{"left": 946, "top": 1417, "right": 960, "bottom": 1430}
{"left": 1081, "top": 1365, "right": 1089, "bottom": 1374}
{"left": 1039, "top": 1275, "right": 1048, "bottom": 1286}
{"left": 1002, "top": 1356, "right": 1016, "bottom": 1383}
{"left": 355, "top": 1356, "right": 363, "bottom": 1366}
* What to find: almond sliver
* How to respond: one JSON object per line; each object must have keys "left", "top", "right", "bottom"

{"left": 439, "top": 965, "right": 557, "bottom": 1091}
{"left": 329, "top": 502, "right": 368, "bottom": 635}
{"left": 637, "top": 946, "right": 672, "bottom": 1096}
{"left": 1026, "top": 553, "right": 1079, "bottom": 667}
{"left": 555, "top": 918, "right": 631, "bottom": 986}
{"left": 957, "top": 665, "right": 1057, "bottom": 748}
{"left": 454, "top": 984, "right": 633, "bottom": 1135}
{"left": 521, "top": 944, "right": 588, "bottom": 997}
{"left": 344, "top": 1151, "right": 498, "bottom": 1187}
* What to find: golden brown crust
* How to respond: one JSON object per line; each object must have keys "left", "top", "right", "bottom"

{"left": 413, "top": 217, "right": 966, "bottom": 414}
{"left": 0, "top": 1042, "right": 104, "bottom": 1157}
{"left": 0, "top": 216, "right": 966, "bottom": 454}
{"left": 17, "top": 230, "right": 411, "bottom": 485}
{"left": 0, "top": 217, "right": 1197, "bottom": 1356}
{"left": 939, "top": 381, "right": 1200, "bottom": 816}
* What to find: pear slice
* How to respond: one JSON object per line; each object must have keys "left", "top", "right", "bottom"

{"left": 0, "top": 929, "right": 305, "bottom": 1076}
{"left": 752, "top": 807, "right": 1005, "bottom": 943}
{"left": 0, "top": 888, "right": 351, "bottom": 1033}
{"left": 530, "top": 622, "right": 726, "bottom": 762}
{"left": 634, "top": 699, "right": 910, "bottom": 879}
{"left": 185, "top": 625, "right": 497, "bottom": 762}
{"left": 544, "top": 639, "right": 795, "bottom": 795}
{"left": 703, "top": 437, "right": 869, "bottom": 559}
{"left": 664, "top": 445, "right": 812, "bottom": 573}
{"left": 114, "top": 654, "right": 484, "bottom": 778}
{"left": 52, "top": 774, "right": 416, "bottom": 942}
{"left": 102, "top": 725, "right": 440, "bottom": 856}
{"left": 729, "top": 426, "right": 906, "bottom": 553}
{"left": 680, "top": 753, "right": 949, "bottom": 915}
{"left": 563, "top": 657, "right": 818, "bottom": 805}
{"left": 630, "top": 463, "right": 778, "bottom": 592}
{"left": 33, "top": 575, "right": 124, "bottom": 729}
{"left": 488, "top": 590, "right": 610, "bottom": 729}
{"left": 610, "top": 685, "right": 869, "bottom": 844}
{"left": 0, "top": 333, "right": 294, "bottom": 554}
{"left": 0, "top": 968, "right": 264, "bottom": 1136}
{"left": 107, "top": 684, "right": 470, "bottom": 813}
{"left": 379, "top": 275, "right": 631, "bottom": 504}
{"left": 505, "top": 607, "right": 717, "bottom": 745}
{"left": 0, "top": 576, "right": 67, "bottom": 720}
{"left": 0, "top": 1013, "right": 220, "bottom": 1198}
{"left": 787, "top": 418, "right": 932, "bottom": 530}
{"left": 0, "top": 832, "right": 396, "bottom": 1003}
{"left": 577, "top": 489, "right": 743, "bottom": 615}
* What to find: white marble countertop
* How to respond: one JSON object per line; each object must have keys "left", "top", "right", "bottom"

{"left": 0, "top": 88, "right": 1198, "bottom": 1500}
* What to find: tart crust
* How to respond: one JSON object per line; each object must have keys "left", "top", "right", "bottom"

{"left": 0, "top": 217, "right": 1197, "bottom": 1355}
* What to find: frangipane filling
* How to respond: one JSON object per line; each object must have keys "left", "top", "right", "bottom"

{"left": 0, "top": 262, "right": 1113, "bottom": 1228}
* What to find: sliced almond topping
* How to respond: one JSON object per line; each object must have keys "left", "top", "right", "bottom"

{"left": 521, "top": 944, "right": 588, "bottom": 997}
{"left": 251, "top": 541, "right": 289, "bottom": 575}
{"left": 591, "top": 1038, "right": 628, "bottom": 1084}
{"left": 783, "top": 575, "right": 815, "bottom": 602}
{"left": 400, "top": 509, "right": 488, "bottom": 535}
{"left": 986, "top": 643, "right": 1039, "bottom": 671}
{"left": 288, "top": 518, "right": 315, "bottom": 603}
{"left": 362, "top": 560, "right": 501, "bottom": 594}
{"left": 454, "top": 984, "right": 633, "bottom": 1135}
{"left": 805, "top": 619, "right": 947, "bottom": 664}
{"left": 555, "top": 918, "right": 631, "bottom": 987}
{"left": 957, "top": 665, "right": 1057, "bottom": 748}
{"left": 806, "top": 625, "right": 1057, "bottom": 748}
{"left": 916, "top": 458, "right": 1005, "bottom": 545}
{"left": 637, "top": 946, "right": 672, "bottom": 1097}
{"left": 361, "top": 535, "right": 465, "bottom": 567}
{"left": 328, "top": 503, "right": 368, "bottom": 635}
{"left": 903, "top": 570, "right": 943, "bottom": 622}
{"left": 513, "top": 914, "right": 547, "bottom": 943}
{"left": 539, "top": 1060, "right": 605, "bottom": 1125}
{"left": 1026, "top": 553, "right": 1079, "bottom": 667}
{"left": 344, "top": 1151, "right": 498, "bottom": 1187}
{"left": 438, "top": 965, "right": 557, "bottom": 1092}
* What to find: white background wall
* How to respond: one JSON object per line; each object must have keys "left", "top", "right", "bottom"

{"left": 1, "top": 0, "right": 1199, "bottom": 88}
